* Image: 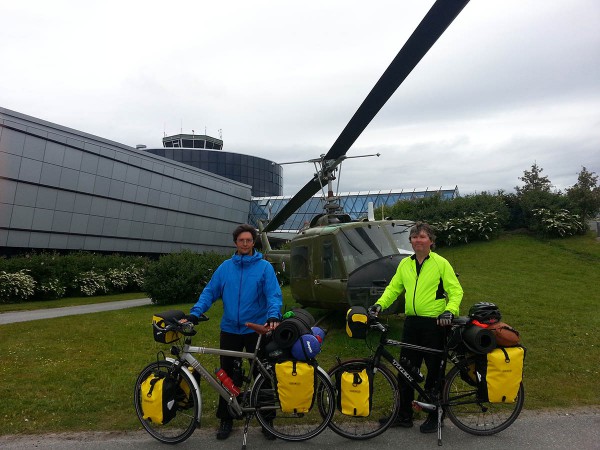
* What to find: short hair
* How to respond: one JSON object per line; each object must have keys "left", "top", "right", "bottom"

{"left": 233, "top": 223, "right": 257, "bottom": 242}
{"left": 409, "top": 222, "right": 436, "bottom": 249}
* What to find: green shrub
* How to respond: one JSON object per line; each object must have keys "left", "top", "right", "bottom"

{"left": 0, "top": 252, "right": 151, "bottom": 301}
{"left": 144, "top": 250, "right": 227, "bottom": 305}
{"left": 433, "top": 211, "right": 501, "bottom": 246}
{"left": 37, "top": 277, "right": 67, "bottom": 299}
{"left": 531, "top": 208, "right": 586, "bottom": 237}
{"left": 385, "top": 192, "right": 509, "bottom": 227}
{"left": 0, "top": 269, "right": 36, "bottom": 303}
{"left": 508, "top": 190, "right": 572, "bottom": 230}
{"left": 72, "top": 270, "right": 109, "bottom": 296}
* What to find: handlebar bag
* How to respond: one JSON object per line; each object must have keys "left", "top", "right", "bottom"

{"left": 346, "top": 306, "right": 369, "bottom": 339}
{"left": 336, "top": 367, "right": 373, "bottom": 417}
{"left": 275, "top": 360, "right": 316, "bottom": 413}
{"left": 141, "top": 371, "right": 178, "bottom": 424}
{"left": 476, "top": 346, "right": 525, "bottom": 403}
{"left": 152, "top": 310, "right": 186, "bottom": 343}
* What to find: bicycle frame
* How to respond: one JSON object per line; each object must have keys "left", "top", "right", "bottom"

{"left": 138, "top": 316, "right": 338, "bottom": 446}
{"left": 374, "top": 336, "right": 446, "bottom": 408}
{"left": 367, "top": 320, "right": 473, "bottom": 445}
{"left": 168, "top": 333, "right": 274, "bottom": 419}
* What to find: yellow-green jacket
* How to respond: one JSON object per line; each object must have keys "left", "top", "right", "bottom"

{"left": 375, "top": 252, "right": 463, "bottom": 317}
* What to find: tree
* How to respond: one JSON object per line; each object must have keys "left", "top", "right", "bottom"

{"left": 566, "top": 166, "right": 600, "bottom": 220}
{"left": 515, "top": 162, "right": 552, "bottom": 195}
{"left": 513, "top": 163, "right": 568, "bottom": 231}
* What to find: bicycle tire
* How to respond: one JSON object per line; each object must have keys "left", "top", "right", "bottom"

{"left": 133, "top": 360, "right": 199, "bottom": 444}
{"left": 252, "top": 366, "right": 335, "bottom": 441}
{"left": 325, "top": 359, "right": 399, "bottom": 440}
{"left": 443, "top": 358, "right": 524, "bottom": 436}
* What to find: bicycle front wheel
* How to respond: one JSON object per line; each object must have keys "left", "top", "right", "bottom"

{"left": 133, "top": 360, "right": 199, "bottom": 444}
{"left": 443, "top": 359, "right": 524, "bottom": 436}
{"left": 252, "top": 367, "right": 335, "bottom": 441}
{"left": 325, "top": 359, "right": 399, "bottom": 440}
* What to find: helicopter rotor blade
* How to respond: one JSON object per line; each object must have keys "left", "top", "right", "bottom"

{"left": 264, "top": 0, "right": 470, "bottom": 232}
{"left": 263, "top": 176, "right": 323, "bottom": 232}
{"left": 325, "top": 0, "right": 470, "bottom": 161}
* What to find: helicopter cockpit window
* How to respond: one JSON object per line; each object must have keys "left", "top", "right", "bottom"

{"left": 290, "top": 246, "right": 309, "bottom": 279}
{"left": 338, "top": 226, "right": 398, "bottom": 274}
{"left": 384, "top": 223, "right": 414, "bottom": 255}
{"left": 322, "top": 241, "right": 342, "bottom": 279}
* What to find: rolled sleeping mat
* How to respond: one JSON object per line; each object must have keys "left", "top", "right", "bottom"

{"left": 272, "top": 316, "right": 312, "bottom": 349}
{"left": 290, "top": 308, "right": 316, "bottom": 328}
{"left": 462, "top": 324, "right": 496, "bottom": 354}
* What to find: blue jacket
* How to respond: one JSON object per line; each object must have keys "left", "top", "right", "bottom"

{"left": 190, "top": 251, "right": 282, "bottom": 334}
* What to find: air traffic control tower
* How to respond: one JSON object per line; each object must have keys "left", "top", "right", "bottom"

{"left": 143, "top": 133, "right": 282, "bottom": 197}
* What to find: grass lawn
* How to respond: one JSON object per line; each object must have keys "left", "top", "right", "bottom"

{"left": 0, "top": 232, "right": 598, "bottom": 435}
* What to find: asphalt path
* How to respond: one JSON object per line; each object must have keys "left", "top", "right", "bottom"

{"left": 0, "top": 298, "right": 152, "bottom": 324}
{"left": 0, "top": 409, "right": 598, "bottom": 449}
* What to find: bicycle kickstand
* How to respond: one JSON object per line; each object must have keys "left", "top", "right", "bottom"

{"left": 437, "top": 407, "right": 443, "bottom": 446}
{"left": 241, "top": 413, "right": 253, "bottom": 450}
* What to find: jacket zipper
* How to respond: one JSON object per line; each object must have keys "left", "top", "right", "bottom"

{"left": 238, "top": 255, "right": 244, "bottom": 333}
{"left": 412, "top": 275, "right": 419, "bottom": 316}
{"left": 412, "top": 257, "right": 428, "bottom": 316}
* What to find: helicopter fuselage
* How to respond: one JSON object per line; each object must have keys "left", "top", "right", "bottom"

{"left": 264, "top": 219, "right": 414, "bottom": 312}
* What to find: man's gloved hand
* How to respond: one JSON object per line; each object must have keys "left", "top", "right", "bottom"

{"left": 266, "top": 317, "right": 280, "bottom": 331}
{"left": 367, "top": 304, "right": 382, "bottom": 317}
{"left": 185, "top": 314, "right": 200, "bottom": 325}
{"left": 437, "top": 311, "right": 454, "bottom": 326}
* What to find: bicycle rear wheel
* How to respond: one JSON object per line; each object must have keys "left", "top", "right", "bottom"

{"left": 325, "top": 359, "right": 399, "bottom": 440}
{"left": 133, "top": 360, "right": 199, "bottom": 444}
{"left": 443, "top": 358, "right": 524, "bottom": 436}
{"left": 252, "top": 367, "right": 335, "bottom": 441}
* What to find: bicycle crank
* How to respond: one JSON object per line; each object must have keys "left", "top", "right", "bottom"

{"left": 412, "top": 400, "right": 437, "bottom": 413}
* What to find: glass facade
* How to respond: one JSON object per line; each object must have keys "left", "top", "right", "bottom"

{"left": 250, "top": 188, "right": 459, "bottom": 232}
{"left": 144, "top": 134, "right": 281, "bottom": 197}
{"left": 144, "top": 147, "right": 283, "bottom": 197}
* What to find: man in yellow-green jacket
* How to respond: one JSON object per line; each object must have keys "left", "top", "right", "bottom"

{"left": 369, "top": 222, "right": 463, "bottom": 433}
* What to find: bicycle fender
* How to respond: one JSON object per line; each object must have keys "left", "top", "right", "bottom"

{"left": 166, "top": 357, "right": 202, "bottom": 423}
{"left": 316, "top": 365, "right": 333, "bottom": 385}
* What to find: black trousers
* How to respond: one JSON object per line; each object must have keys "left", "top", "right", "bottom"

{"left": 398, "top": 316, "right": 445, "bottom": 419}
{"left": 216, "top": 331, "right": 259, "bottom": 420}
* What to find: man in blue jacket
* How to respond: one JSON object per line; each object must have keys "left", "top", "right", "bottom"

{"left": 188, "top": 223, "right": 282, "bottom": 440}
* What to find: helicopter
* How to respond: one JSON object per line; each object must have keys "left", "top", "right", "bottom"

{"left": 259, "top": 0, "right": 471, "bottom": 312}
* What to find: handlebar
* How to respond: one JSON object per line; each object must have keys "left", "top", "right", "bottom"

{"left": 366, "top": 311, "right": 471, "bottom": 333}
{"left": 164, "top": 313, "right": 210, "bottom": 336}
{"left": 164, "top": 315, "right": 270, "bottom": 338}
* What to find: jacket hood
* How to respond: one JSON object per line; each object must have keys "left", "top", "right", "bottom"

{"left": 232, "top": 250, "right": 264, "bottom": 265}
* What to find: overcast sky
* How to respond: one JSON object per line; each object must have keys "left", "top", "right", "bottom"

{"left": 1, "top": 0, "right": 599, "bottom": 197}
